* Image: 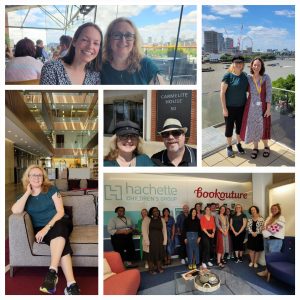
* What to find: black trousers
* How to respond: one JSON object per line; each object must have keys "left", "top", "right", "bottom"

{"left": 178, "top": 234, "right": 187, "bottom": 260}
{"left": 224, "top": 106, "right": 245, "bottom": 137}
{"left": 111, "top": 233, "right": 135, "bottom": 261}
{"left": 201, "top": 231, "right": 214, "bottom": 264}
{"left": 34, "top": 216, "right": 73, "bottom": 257}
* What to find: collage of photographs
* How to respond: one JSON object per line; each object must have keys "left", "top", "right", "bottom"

{"left": 2, "top": 0, "right": 297, "bottom": 298}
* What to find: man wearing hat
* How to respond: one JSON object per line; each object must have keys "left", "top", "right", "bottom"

{"left": 220, "top": 54, "right": 248, "bottom": 157}
{"left": 104, "top": 120, "right": 154, "bottom": 166}
{"left": 151, "top": 118, "right": 197, "bottom": 166}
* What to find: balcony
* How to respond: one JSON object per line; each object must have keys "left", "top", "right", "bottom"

{"left": 202, "top": 87, "right": 295, "bottom": 167}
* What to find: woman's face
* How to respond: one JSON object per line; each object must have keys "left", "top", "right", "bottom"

{"left": 28, "top": 168, "right": 43, "bottom": 189}
{"left": 252, "top": 59, "right": 262, "bottom": 74}
{"left": 117, "top": 208, "right": 125, "bottom": 217}
{"left": 163, "top": 209, "right": 169, "bottom": 217}
{"left": 191, "top": 209, "right": 197, "bottom": 218}
{"left": 152, "top": 208, "right": 159, "bottom": 218}
{"left": 141, "top": 209, "right": 148, "bottom": 218}
{"left": 205, "top": 207, "right": 211, "bottom": 215}
{"left": 195, "top": 204, "right": 201, "bottom": 212}
{"left": 220, "top": 207, "right": 225, "bottom": 215}
{"left": 251, "top": 207, "right": 258, "bottom": 216}
{"left": 233, "top": 61, "right": 244, "bottom": 72}
{"left": 271, "top": 205, "right": 279, "bottom": 216}
{"left": 73, "top": 26, "right": 101, "bottom": 64}
{"left": 116, "top": 134, "right": 138, "bottom": 154}
{"left": 110, "top": 21, "right": 135, "bottom": 61}
{"left": 235, "top": 205, "right": 242, "bottom": 213}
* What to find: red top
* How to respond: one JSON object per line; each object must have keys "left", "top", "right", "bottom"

{"left": 200, "top": 215, "right": 216, "bottom": 231}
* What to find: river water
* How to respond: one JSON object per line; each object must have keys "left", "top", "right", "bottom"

{"left": 202, "top": 59, "right": 295, "bottom": 128}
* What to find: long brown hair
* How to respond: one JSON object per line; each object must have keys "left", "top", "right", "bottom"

{"left": 21, "top": 165, "right": 52, "bottom": 193}
{"left": 102, "top": 17, "right": 144, "bottom": 73}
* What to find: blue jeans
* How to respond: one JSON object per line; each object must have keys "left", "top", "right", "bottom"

{"left": 186, "top": 232, "right": 200, "bottom": 265}
{"left": 264, "top": 238, "right": 283, "bottom": 254}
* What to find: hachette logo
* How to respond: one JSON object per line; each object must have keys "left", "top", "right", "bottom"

{"left": 194, "top": 187, "right": 248, "bottom": 201}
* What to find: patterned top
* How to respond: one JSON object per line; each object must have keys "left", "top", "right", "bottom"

{"left": 247, "top": 216, "right": 264, "bottom": 234}
{"left": 40, "top": 60, "right": 100, "bottom": 85}
{"left": 242, "top": 74, "right": 272, "bottom": 143}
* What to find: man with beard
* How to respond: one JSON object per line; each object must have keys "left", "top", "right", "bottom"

{"left": 151, "top": 118, "right": 197, "bottom": 166}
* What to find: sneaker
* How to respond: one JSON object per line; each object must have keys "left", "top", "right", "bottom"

{"left": 236, "top": 143, "right": 245, "bottom": 154}
{"left": 239, "top": 256, "right": 243, "bottom": 262}
{"left": 207, "top": 262, "right": 213, "bottom": 267}
{"left": 145, "top": 262, "right": 149, "bottom": 269}
{"left": 202, "top": 263, "right": 207, "bottom": 269}
{"left": 188, "top": 264, "right": 193, "bottom": 270}
{"left": 181, "top": 259, "right": 186, "bottom": 265}
{"left": 192, "top": 264, "right": 197, "bottom": 269}
{"left": 234, "top": 257, "right": 239, "bottom": 263}
{"left": 226, "top": 145, "right": 235, "bottom": 157}
{"left": 253, "top": 263, "right": 258, "bottom": 268}
{"left": 40, "top": 269, "right": 58, "bottom": 294}
{"left": 64, "top": 283, "right": 80, "bottom": 295}
{"left": 249, "top": 262, "right": 253, "bottom": 267}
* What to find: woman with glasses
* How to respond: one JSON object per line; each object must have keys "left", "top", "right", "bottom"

{"left": 102, "top": 17, "right": 164, "bottom": 84}
{"left": 220, "top": 55, "right": 249, "bottom": 158}
{"left": 230, "top": 204, "right": 247, "bottom": 263}
{"left": 40, "top": 22, "right": 102, "bottom": 85}
{"left": 11, "top": 165, "right": 80, "bottom": 295}
{"left": 104, "top": 120, "right": 154, "bottom": 167}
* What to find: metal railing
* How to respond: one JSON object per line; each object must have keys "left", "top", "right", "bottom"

{"left": 202, "top": 87, "right": 295, "bottom": 150}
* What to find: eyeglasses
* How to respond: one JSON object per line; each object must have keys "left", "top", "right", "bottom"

{"left": 117, "top": 134, "right": 139, "bottom": 141}
{"left": 111, "top": 32, "right": 135, "bottom": 41}
{"left": 161, "top": 130, "right": 183, "bottom": 138}
{"left": 29, "top": 174, "right": 43, "bottom": 179}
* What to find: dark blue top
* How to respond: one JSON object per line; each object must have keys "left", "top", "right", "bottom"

{"left": 18, "top": 186, "right": 58, "bottom": 228}
{"left": 176, "top": 212, "right": 188, "bottom": 233}
{"left": 104, "top": 154, "right": 155, "bottom": 167}
{"left": 101, "top": 57, "right": 160, "bottom": 85}
{"left": 222, "top": 72, "right": 248, "bottom": 107}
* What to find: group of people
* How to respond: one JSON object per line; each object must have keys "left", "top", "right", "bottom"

{"left": 220, "top": 55, "right": 272, "bottom": 159}
{"left": 6, "top": 17, "right": 163, "bottom": 85}
{"left": 104, "top": 118, "right": 197, "bottom": 167}
{"left": 107, "top": 202, "right": 285, "bottom": 277}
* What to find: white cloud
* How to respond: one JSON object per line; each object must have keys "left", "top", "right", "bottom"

{"left": 154, "top": 6, "right": 181, "bottom": 14}
{"left": 210, "top": 5, "right": 248, "bottom": 18}
{"left": 274, "top": 10, "right": 295, "bottom": 18}
{"left": 202, "top": 14, "right": 222, "bottom": 21}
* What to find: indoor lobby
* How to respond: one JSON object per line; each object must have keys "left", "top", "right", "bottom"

{"left": 103, "top": 172, "right": 295, "bottom": 295}
{"left": 5, "top": 90, "right": 99, "bottom": 295}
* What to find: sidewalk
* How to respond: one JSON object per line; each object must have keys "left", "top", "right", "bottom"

{"left": 202, "top": 126, "right": 295, "bottom": 167}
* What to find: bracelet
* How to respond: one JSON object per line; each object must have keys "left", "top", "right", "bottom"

{"left": 47, "top": 224, "right": 53, "bottom": 230}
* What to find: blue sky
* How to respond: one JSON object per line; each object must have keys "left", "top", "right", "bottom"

{"left": 203, "top": 5, "right": 295, "bottom": 51}
{"left": 8, "top": 5, "right": 196, "bottom": 45}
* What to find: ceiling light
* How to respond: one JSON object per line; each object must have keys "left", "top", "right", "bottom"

{"left": 8, "top": 130, "right": 12, "bottom": 133}
{"left": 14, "top": 134, "right": 18, "bottom": 137}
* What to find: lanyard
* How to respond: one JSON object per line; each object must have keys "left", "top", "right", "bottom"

{"left": 253, "top": 76, "right": 262, "bottom": 95}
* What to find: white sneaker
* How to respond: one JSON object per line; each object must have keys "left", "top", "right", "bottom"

{"left": 249, "top": 262, "right": 253, "bottom": 267}
{"left": 181, "top": 259, "right": 186, "bottom": 264}
{"left": 253, "top": 263, "right": 258, "bottom": 268}
{"left": 207, "top": 262, "right": 213, "bottom": 267}
{"left": 145, "top": 262, "right": 149, "bottom": 269}
{"left": 202, "top": 263, "right": 207, "bottom": 269}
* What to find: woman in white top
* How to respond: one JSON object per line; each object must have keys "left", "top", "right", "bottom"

{"left": 258, "top": 203, "right": 285, "bottom": 277}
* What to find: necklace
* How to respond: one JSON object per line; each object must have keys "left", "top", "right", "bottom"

{"left": 252, "top": 75, "right": 262, "bottom": 94}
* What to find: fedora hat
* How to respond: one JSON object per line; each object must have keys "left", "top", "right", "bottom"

{"left": 158, "top": 118, "right": 188, "bottom": 134}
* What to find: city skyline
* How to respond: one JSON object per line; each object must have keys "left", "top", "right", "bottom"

{"left": 7, "top": 5, "right": 196, "bottom": 46}
{"left": 203, "top": 5, "right": 295, "bottom": 52}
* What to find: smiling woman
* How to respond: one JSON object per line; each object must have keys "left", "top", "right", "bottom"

{"left": 40, "top": 22, "right": 103, "bottom": 85}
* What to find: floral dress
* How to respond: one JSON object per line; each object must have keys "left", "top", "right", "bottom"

{"left": 240, "top": 74, "right": 272, "bottom": 143}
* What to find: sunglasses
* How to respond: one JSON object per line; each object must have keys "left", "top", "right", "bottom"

{"left": 161, "top": 130, "right": 183, "bottom": 138}
{"left": 118, "top": 134, "right": 139, "bottom": 141}
{"left": 111, "top": 32, "right": 135, "bottom": 41}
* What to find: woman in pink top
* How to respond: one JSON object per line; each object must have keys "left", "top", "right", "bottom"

{"left": 5, "top": 38, "right": 43, "bottom": 83}
{"left": 200, "top": 206, "right": 216, "bottom": 268}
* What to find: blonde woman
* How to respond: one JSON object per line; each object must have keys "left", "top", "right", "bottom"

{"left": 102, "top": 17, "right": 164, "bottom": 84}
{"left": 220, "top": 55, "right": 249, "bottom": 157}
{"left": 230, "top": 204, "right": 247, "bottom": 262}
{"left": 258, "top": 204, "right": 285, "bottom": 277}
{"left": 104, "top": 120, "right": 154, "bottom": 167}
{"left": 11, "top": 165, "right": 79, "bottom": 295}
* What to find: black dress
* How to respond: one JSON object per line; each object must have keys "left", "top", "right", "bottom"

{"left": 149, "top": 218, "right": 165, "bottom": 262}
{"left": 247, "top": 220, "right": 264, "bottom": 251}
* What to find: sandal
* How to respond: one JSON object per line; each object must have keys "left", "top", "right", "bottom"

{"left": 263, "top": 147, "right": 270, "bottom": 157}
{"left": 251, "top": 149, "right": 259, "bottom": 159}
{"left": 218, "top": 263, "right": 224, "bottom": 269}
